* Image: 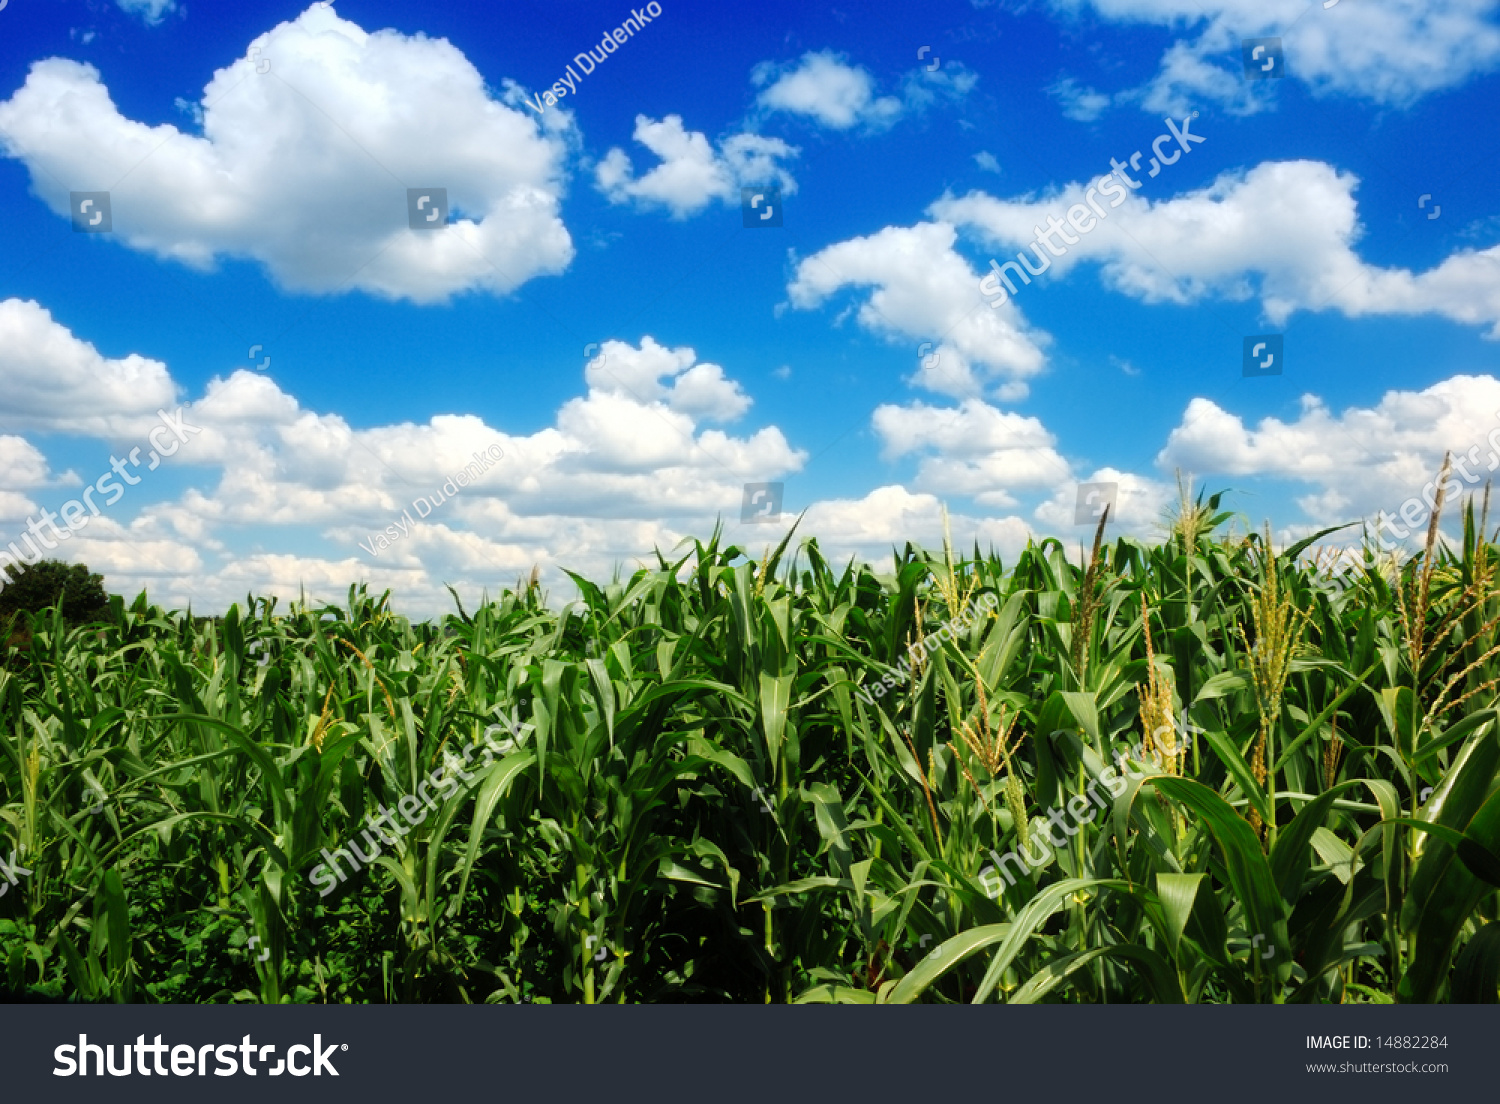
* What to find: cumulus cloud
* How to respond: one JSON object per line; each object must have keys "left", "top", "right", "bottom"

{"left": 933, "top": 159, "right": 1500, "bottom": 335}
{"left": 873, "top": 399, "right": 1072, "bottom": 509}
{"left": 0, "top": 311, "right": 810, "bottom": 616}
{"left": 0, "top": 295, "right": 1125, "bottom": 617}
{"left": 0, "top": 436, "right": 54, "bottom": 491}
{"left": 1157, "top": 375, "right": 1500, "bottom": 531}
{"left": 594, "top": 115, "right": 797, "bottom": 218}
{"left": 0, "top": 299, "right": 180, "bottom": 436}
{"left": 0, "top": 5, "right": 575, "bottom": 303}
{"left": 751, "top": 50, "right": 977, "bottom": 131}
{"left": 0, "top": 296, "right": 1293, "bottom": 616}
{"left": 753, "top": 51, "right": 903, "bottom": 130}
{"left": 786, "top": 221, "right": 1052, "bottom": 401}
{"left": 1032, "top": 468, "right": 1178, "bottom": 536}
{"left": 166, "top": 334, "right": 798, "bottom": 533}
{"left": 867, "top": 396, "right": 1172, "bottom": 537}
{"left": 800, "top": 484, "right": 1036, "bottom": 566}
{"left": 60, "top": 530, "right": 206, "bottom": 584}
{"left": 584, "top": 338, "right": 752, "bottom": 423}
{"left": 1131, "top": 34, "right": 1265, "bottom": 117}
{"left": 0, "top": 437, "right": 60, "bottom": 522}
{"left": 1051, "top": 0, "right": 1500, "bottom": 111}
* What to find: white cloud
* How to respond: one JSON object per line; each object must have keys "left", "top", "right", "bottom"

{"left": 0, "top": 5, "right": 574, "bottom": 303}
{"left": 973, "top": 151, "right": 1001, "bottom": 173}
{"left": 1131, "top": 33, "right": 1264, "bottom": 117}
{"left": 1156, "top": 375, "right": 1500, "bottom": 532}
{"left": 1, "top": 297, "right": 1130, "bottom": 617}
{"left": 1049, "top": 77, "right": 1113, "bottom": 121}
{"left": 786, "top": 221, "right": 1051, "bottom": 400}
{"left": 0, "top": 492, "right": 41, "bottom": 526}
{"left": 751, "top": 50, "right": 977, "bottom": 132}
{"left": 868, "top": 397, "right": 1172, "bottom": 536}
{"left": 116, "top": 0, "right": 176, "bottom": 25}
{"left": 753, "top": 51, "right": 903, "bottom": 130}
{"left": 1032, "top": 468, "right": 1178, "bottom": 536}
{"left": 799, "top": 485, "right": 1036, "bottom": 567}
{"left": 0, "top": 299, "right": 1255, "bottom": 617}
{"left": 0, "top": 312, "right": 810, "bottom": 617}
{"left": 900, "top": 62, "right": 981, "bottom": 111}
{"left": 172, "top": 338, "right": 796, "bottom": 529}
{"left": 595, "top": 115, "right": 797, "bottom": 218}
{"left": 874, "top": 399, "right": 1072, "bottom": 508}
{"left": 875, "top": 400, "right": 1056, "bottom": 461}
{"left": 0, "top": 437, "right": 54, "bottom": 491}
{"left": 1145, "top": 374, "right": 1500, "bottom": 554}
{"left": 61, "top": 531, "right": 205, "bottom": 581}
{"left": 0, "top": 437, "right": 58, "bottom": 522}
{"left": 1053, "top": 0, "right": 1500, "bottom": 110}
{"left": 0, "top": 299, "right": 180, "bottom": 436}
{"left": 933, "top": 159, "right": 1500, "bottom": 335}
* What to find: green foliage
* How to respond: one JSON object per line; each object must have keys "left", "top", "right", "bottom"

{"left": 2, "top": 505, "right": 1500, "bottom": 1004}
{"left": 0, "top": 559, "right": 111, "bottom": 625}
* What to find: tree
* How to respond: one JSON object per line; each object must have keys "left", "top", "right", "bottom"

{"left": 0, "top": 559, "right": 111, "bottom": 625}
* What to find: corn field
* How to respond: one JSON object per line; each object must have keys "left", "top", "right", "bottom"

{"left": 5, "top": 486, "right": 1500, "bottom": 1004}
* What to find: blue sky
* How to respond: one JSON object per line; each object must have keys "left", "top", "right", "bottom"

{"left": 1, "top": 0, "right": 1498, "bottom": 616}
